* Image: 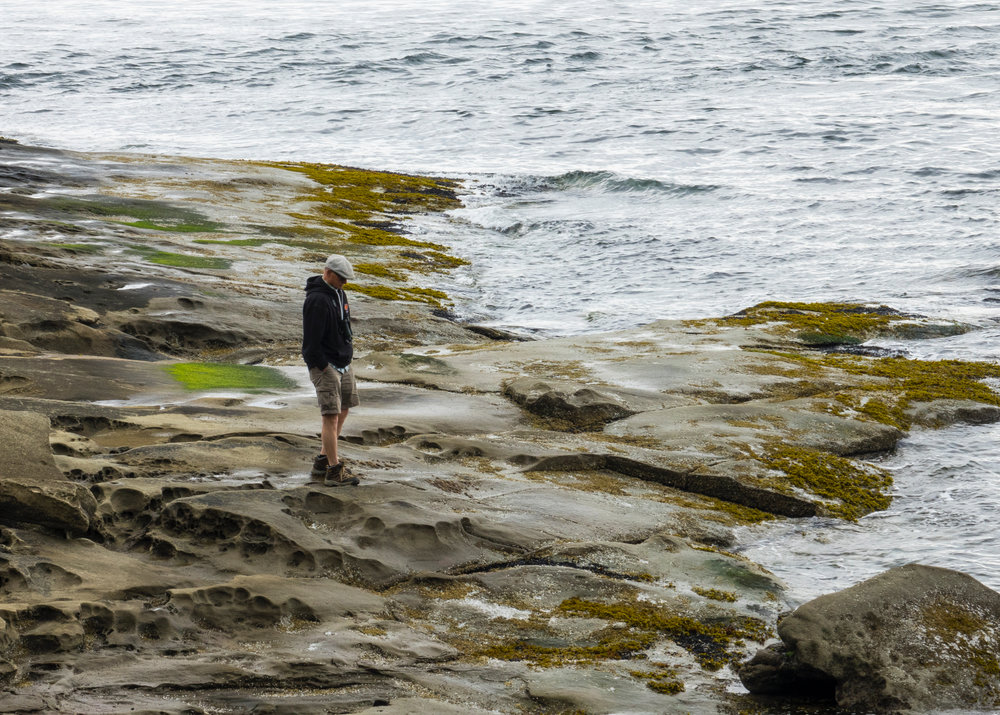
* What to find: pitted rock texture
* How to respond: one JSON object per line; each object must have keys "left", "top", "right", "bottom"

{"left": 2, "top": 142, "right": 997, "bottom": 714}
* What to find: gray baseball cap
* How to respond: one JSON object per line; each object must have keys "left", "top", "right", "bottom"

{"left": 324, "top": 254, "right": 355, "bottom": 280}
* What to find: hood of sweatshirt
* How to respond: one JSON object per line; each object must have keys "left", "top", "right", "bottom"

{"left": 305, "top": 274, "right": 337, "bottom": 295}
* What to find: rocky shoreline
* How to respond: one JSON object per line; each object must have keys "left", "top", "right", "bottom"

{"left": 2, "top": 139, "right": 1000, "bottom": 714}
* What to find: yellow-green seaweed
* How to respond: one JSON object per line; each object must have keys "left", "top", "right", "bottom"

{"left": 267, "top": 161, "right": 461, "bottom": 217}
{"left": 348, "top": 284, "right": 450, "bottom": 307}
{"left": 712, "top": 301, "right": 912, "bottom": 344}
{"left": 268, "top": 161, "right": 459, "bottom": 255}
{"left": 476, "top": 631, "right": 656, "bottom": 668}
{"left": 661, "top": 491, "right": 778, "bottom": 525}
{"left": 423, "top": 250, "right": 471, "bottom": 268}
{"left": 693, "top": 587, "right": 739, "bottom": 602}
{"left": 777, "top": 351, "right": 1000, "bottom": 431}
{"left": 630, "top": 663, "right": 685, "bottom": 695}
{"left": 260, "top": 160, "right": 469, "bottom": 302}
{"left": 353, "top": 262, "right": 407, "bottom": 281}
{"left": 556, "top": 596, "right": 771, "bottom": 671}
{"left": 754, "top": 445, "right": 892, "bottom": 521}
{"left": 921, "top": 600, "right": 1000, "bottom": 694}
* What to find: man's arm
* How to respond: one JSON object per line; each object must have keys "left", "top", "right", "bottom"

{"left": 302, "top": 296, "right": 329, "bottom": 370}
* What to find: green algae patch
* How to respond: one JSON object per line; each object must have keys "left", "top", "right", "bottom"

{"left": 754, "top": 445, "right": 893, "bottom": 521}
{"left": 45, "top": 194, "right": 221, "bottom": 230}
{"left": 713, "top": 302, "right": 922, "bottom": 345}
{"left": 126, "top": 244, "right": 232, "bottom": 270}
{"left": 165, "top": 363, "right": 297, "bottom": 391}
{"left": 556, "top": 596, "right": 771, "bottom": 671}
{"left": 48, "top": 242, "right": 104, "bottom": 254}
{"left": 124, "top": 219, "right": 223, "bottom": 233}
{"left": 143, "top": 251, "right": 231, "bottom": 270}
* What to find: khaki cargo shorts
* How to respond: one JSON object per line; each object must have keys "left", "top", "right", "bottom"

{"left": 309, "top": 365, "right": 360, "bottom": 415}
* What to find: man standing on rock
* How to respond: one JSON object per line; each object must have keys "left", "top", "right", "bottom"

{"left": 302, "top": 254, "right": 360, "bottom": 486}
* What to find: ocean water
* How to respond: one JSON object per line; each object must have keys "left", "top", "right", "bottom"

{"left": 739, "top": 420, "right": 1000, "bottom": 602}
{"left": 4, "top": 0, "right": 1000, "bottom": 605}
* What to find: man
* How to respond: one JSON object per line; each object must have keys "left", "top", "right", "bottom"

{"left": 302, "top": 254, "right": 360, "bottom": 486}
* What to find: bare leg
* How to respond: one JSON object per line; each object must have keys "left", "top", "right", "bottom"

{"left": 321, "top": 408, "right": 351, "bottom": 467}
{"left": 321, "top": 413, "right": 339, "bottom": 467}
{"left": 336, "top": 408, "right": 349, "bottom": 437}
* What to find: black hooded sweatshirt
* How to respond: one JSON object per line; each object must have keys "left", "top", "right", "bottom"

{"left": 302, "top": 275, "right": 353, "bottom": 371}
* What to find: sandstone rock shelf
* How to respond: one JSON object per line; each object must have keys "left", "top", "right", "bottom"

{"left": 2, "top": 140, "right": 1000, "bottom": 714}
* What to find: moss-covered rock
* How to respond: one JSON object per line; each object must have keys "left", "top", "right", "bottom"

{"left": 776, "top": 350, "right": 1000, "bottom": 431}
{"left": 711, "top": 301, "right": 967, "bottom": 346}
{"left": 752, "top": 445, "right": 893, "bottom": 521}
{"left": 557, "top": 594, "right": 771, "bottom": 671}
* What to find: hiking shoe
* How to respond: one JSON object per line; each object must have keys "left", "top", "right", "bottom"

{"left": 309, "top": 454, "right": 328, "bottom": 481}
{"left": 324, "top": 462, "right": 359, "bottom": 487}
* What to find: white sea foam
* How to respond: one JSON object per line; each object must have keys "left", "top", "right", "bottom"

{"left": 456, "top": 598, "right": 532, "bottom": 621}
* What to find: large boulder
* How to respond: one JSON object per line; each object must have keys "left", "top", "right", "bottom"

{"left": 739, "top": 564, "right": 1000, "bottom": 712}
{"left": 0, "top": 409, "right": 97, "bottom": 535}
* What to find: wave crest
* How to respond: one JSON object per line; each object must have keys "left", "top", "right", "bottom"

{"left": 549, "top": 170, "right": 718, "bottom": 195}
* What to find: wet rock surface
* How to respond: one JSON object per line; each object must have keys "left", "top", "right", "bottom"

{"left": 1, "top": 141, "right": 998, "bottom": 713}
